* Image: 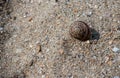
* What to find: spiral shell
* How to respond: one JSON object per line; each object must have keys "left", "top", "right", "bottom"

{"left": 69, "top": 21, "right": 91, "bottom": 41}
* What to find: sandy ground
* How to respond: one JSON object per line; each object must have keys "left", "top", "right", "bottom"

{"left": 0, "top": 0, "right": 120, "bottom": 78}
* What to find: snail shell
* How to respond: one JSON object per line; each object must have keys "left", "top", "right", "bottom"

{"left": 69, "top": 21, "right": 91, "bottom": 41}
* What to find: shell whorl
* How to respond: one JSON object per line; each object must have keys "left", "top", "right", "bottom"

{"left": 69, "top": 21, "right": 91, "bottom": 41}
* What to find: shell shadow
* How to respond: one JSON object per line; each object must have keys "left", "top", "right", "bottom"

{"left": 90, "top": 28, "right": 100, "bottom": 40}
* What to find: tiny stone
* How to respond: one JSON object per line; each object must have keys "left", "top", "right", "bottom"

{"left": 94, "top": 5, "right": 98, "bottom": 9}
{"left": 0, "top": 27, "right": 3, "bottom": 31}
{"left": 86, "top": 40, "right": 90, "bottom": 44}
{"left": 105, "top": 56, "right": 109, "bottom": 63}
{"left": 113, "top": 76, "right": 120, "bottom": 78}
{"left": 99, "top": 16, "right": 103, "bottom": 20}
{"left": 117, "top": 20, "right": 120, "bottom": 23}
{"left": 29, "top": 44, "right": 33, "bottom": 48}
{"left": 109, "top": 40, "right": 113, "bottom": 45}
{"left": 23, "top": 12, "right": 29, "bottom": 17}
{"left": 59, "top": 49, "right": 64, "bottom": 54}
{"left": 112, "top": 47, "right": 120, "bottom": 53}
{"left": 117, "top": 26, "right": 120, "bottom": 31}
{"left": 36, "top": 43, "right": 41, "bottom": 52}
{"left": 86, "top": 10, "right": 93, "bottom": 16}
{"left": 88, "top": 11, "right": 92, "bottom": 15}
{"left": 42, "top": 75, "right": 45, "bottom": 78}
{"left": 28, "top": 17, "right": 33, "bottom": 22}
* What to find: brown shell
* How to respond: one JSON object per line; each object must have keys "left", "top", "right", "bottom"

{"left": 69, "top": 21, "right": 91, "bottom": 41}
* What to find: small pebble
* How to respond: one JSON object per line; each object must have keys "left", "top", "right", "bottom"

{"left": 59, "top": 49, "right": 64, "bottom": 54}
{"left": 109, "top": 40, "right": 113, "bottom": 45}
{"left": 28, "top": 17, "right": 33, "bottom": 22}
{"left": 112, "top": 47, "right": 120, "bottom": 53}
{"left": 86, "top": 10, "right": 93, "bottom": 17}
{"left": 29, "top": 44, "right": 33, "bottom": 48}
{"left": 23, "top": 12, "right": 29, "bottom": 17}
{"left": 117, "top": 26, "right": 120, "bottom": 31}
{"left": 94, "top": 5, "right": 98, "bottom": 9}
{"left": 117, "top": 20, "right": 120, "bottom": 23}
{"left": 0, "top": 27, "right": 3, "bottom": 31}
{"left": 105, "top": 56, "right": 109, "bottom": 63}
{"left": 86, "top": 40, "right": 90, "bottom": 44}
{"left": 113, "top": 76, "right": 120, "bottom": 78}
{"left": 36, "top": 43, "right": 41, "bottom": 52}
{"left": 99, "top": 16, "right": 103, "bottom": 20}
{"left": 42, "top": 75, "right": 45, "bottom": 78}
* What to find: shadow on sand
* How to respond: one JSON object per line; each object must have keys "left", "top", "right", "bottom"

{"left": 90, "top": 28, "right": 100, "bottom": 40}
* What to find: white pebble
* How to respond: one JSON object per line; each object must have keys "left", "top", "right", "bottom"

{"left": 113, "top": 76, "right": 120, "bottom": 78}
{"left": 85, "top": 10, "right": 93, "bottom": 16}
{"left": 0, "top": 27, "right": 3, "bottom": 31}
{"left": 118, "top": 21, "right": 120, "bottom": 23}
{"left": 42, "top": 75, "right": 45, "bottom": 78}
{"left": 112, "top": 47, "right": 120, "bottom": 53}
{"left": 99, "top": 16, "right": 103, "bottom": 20}
{"left": 94, "top": 5, "right": 98, "bottom": 9}
{"left": 87, "top": 11, "right": 92, "bottom": 16}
